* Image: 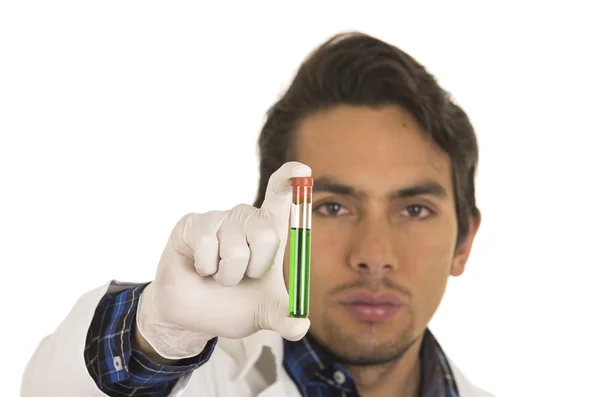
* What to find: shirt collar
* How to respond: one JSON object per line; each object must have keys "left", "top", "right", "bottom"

{"left": 282, "top": 327, "right": 459, "bottom": 396}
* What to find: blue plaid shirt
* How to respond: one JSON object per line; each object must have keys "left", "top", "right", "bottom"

{"left": 85, "top": 283, "right": 459, "bottom": 396}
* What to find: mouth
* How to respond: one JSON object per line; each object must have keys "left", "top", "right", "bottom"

{"left": 338, "top": 290, "right": 404, "bottom": 323}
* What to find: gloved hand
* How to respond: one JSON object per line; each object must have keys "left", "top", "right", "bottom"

{"left": 136, "top": 161, "right": 312, "bottom": 359}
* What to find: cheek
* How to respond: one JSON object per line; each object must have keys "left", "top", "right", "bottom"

{"left": 409, "top": 234, "right": 454, "bottom": 273}
{"left": 308, "top": 237, "right": 332, "bottom": 296}
{"left": 310, "top": 220, "right": 351, "bottom": 272}
{"left": 400, "top": 213, "right": 457, "bottom": 269}
{"left": 306, "top": 223, "right": 351, "bottom": 304}
{"left": 398, "top": 222, "right": 457, "bottom": 310}
{"left": 282, "top": 229, "right": 346, "bottom": 294}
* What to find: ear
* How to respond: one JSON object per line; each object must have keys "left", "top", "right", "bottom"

{"left": 450, "top": 214, "right": 481, "bottom": 277}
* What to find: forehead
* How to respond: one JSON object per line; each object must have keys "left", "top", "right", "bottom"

{"left": 294, "top": 105, "right": 452, "bottom": 191}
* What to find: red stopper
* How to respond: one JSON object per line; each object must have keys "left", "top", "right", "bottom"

{"left": 291, "top": 176, "right": 314, "bottom": 187}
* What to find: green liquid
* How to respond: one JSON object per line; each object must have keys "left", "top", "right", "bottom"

{"left": 288, "top": 227, "right": 311, "bottom": 318}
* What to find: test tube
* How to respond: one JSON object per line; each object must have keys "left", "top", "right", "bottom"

{"left": 288, "top": 176, "right": 313, "bottom": 318}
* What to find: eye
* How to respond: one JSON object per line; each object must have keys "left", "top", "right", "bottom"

{"left": 402, "top": 205, "right": 433, "bottom": 219}
{"left": 314, "top": 202, "right": 350, "bottom": 217}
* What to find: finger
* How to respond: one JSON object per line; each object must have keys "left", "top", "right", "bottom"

{"left": 245, "top": 213, "right": 280, "bottom": 279}
{"left": 214, "top": 204, "right": 255, "bottom": 286}
{"left": 169, "top": 211, "right": 226, "bottom": 276}
{"left": 260, "top": 161, "right": 312, "bottom": 222}
{"left": 259, "top": 293, "right": 311, "bottom": 341}
{"left": 193, "top": 235, "right": 220, "bottom": 276}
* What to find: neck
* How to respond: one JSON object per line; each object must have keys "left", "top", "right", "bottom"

{"left": 345, "top": 334, "right": 423, "bottom": 397}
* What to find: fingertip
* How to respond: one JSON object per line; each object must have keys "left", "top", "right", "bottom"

{"left": 270, "top": 162, "right": 312, "bottom": 196}
{"left": 213, "top": 258, "right": 246, "bottom": 287}
{"left": 289, "top": 162, "right": 312, "bottom": 178}
{"left": 279, "top": 317, "right": 311, "bottom": 342}
{"left": 213, "top": 273, "right": 238, "bottom": 287}
{"left": 194, "top": 247, "right": 218, "bottom": 276}
{"left": 261, "top": 162, "right": 312, "bottom": 217}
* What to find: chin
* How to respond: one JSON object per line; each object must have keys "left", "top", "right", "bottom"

{"left": 312, "top": 307, "right": 417, "bottom": 360}
{"left": 318, "top": 325, "right": 417, "bottom": 366}
{"left": 343, "top": 321, "right": 403, "bottom": 344}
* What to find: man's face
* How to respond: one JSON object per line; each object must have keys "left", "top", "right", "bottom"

{"left": 283, "top": 105, "right": 479, "bottom": 365}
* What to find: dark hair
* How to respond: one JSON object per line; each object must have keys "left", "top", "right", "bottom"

{"left": 253, "top": 31, "right": 480, "bottom": 244}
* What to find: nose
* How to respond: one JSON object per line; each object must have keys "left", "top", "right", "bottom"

{"left": 348, "top": 218, "right": 398, "bottom": 277}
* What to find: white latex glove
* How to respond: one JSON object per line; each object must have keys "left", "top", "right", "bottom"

{"left": 136, "top": 161, "right": 312, "bottom": 359}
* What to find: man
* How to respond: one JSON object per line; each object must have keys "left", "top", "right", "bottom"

{"left": 21, "top": 31, "right": 494, "bottom": 397}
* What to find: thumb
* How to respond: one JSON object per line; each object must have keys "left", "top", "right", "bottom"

{"left": 259, "top": 295, "right": 311, "bottom": 341}
{"left": 260, "top": 161, "right": 312, "bottom": 222}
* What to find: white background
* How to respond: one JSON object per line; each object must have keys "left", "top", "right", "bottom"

{"left": 1, "top": 1, "right": 599, "bottom": 396}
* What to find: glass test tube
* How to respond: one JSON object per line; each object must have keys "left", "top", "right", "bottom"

{"left": 288, "top": 176, "right": 313, "bottom": 318}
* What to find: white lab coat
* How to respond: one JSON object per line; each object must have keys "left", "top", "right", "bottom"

{"left": 21, "top": 281, "right": 496, "bottom": 397}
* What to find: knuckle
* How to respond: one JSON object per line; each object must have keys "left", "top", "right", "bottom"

{"left": 172, "top": 212, "right": 196, "bottom": 236}
{"left": 251, "top": 227, "right": 280, "bottom": 251}
{"left": 179, "top": 212, "right": 196, "bottom": 221}
{"left": 174, "top": 212, "right": 201, "bottom": 240}
{"left": 169, "top": 215, "right": 196, "bottom": 255}
{"left": 221, "top": 245, "right": 250, "bottom": 260}
{"left": 253, "top": 224, "right": 279, "bottom": 244}
{"left": 178, "top": 212, "right": 198, "bottom": 227}
{"left": 231, "top": 203, "right": 254, "bottom": 211}
{"left": 215, "top": 260, "right": 245, "bottom": 286}
{"left": 245, "top": 263, "right": 270, "bottom": 279}
{"left": 229, "top": 203, "right": 259, "bottom": 219}
{"left": 204, "top": 209, "right": 227, "bottom": 220}
{"left": 196, "top": 234, "right": 217, "bottom": 248}
{"left": 219, "top": 204, "right": 258, "bottom": 233}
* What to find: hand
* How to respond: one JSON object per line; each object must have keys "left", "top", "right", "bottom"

{"left": 136, "top": 161, "right": 312, "bottom": 359}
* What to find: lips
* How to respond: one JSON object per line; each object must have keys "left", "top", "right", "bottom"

{"left": 339, "top": 290, "right": 403, "bottom": 306}
{"left": 339, "top": 290, "right": 404, "bottom": 323}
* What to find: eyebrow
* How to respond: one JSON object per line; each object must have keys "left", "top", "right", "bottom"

{"left": 312, "top": 177, "right": 448, "bottom": 200}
